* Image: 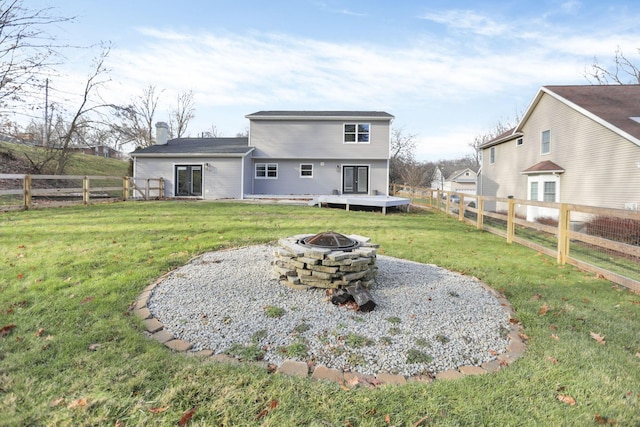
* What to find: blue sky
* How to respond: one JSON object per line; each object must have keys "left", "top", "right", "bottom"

{"left": 31, "top": 0, "right": 640, "bottom": 160}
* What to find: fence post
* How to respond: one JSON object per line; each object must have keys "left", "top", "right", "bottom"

{"left": 506, "top": 197, "right": 515, "bottom": 243}
{"left": 23, "top": 174, "right": 31, "bottom": 210}
{"left": 83, "top": 176, "right": 90, "bottom": 205}
{"left": 477, "top": 196, "right": 484, "bottom": 230}
{"left": 159, "top": 178, "right": 164, "bottom": 198}
{"left": 458, "top": 193, "right": 465, "bottom": 221}
{"left": 123, "top": 177, "right": 130, "bottom": 201}
{"left": 557, "top": 203, "right": 570, "bottom": 264}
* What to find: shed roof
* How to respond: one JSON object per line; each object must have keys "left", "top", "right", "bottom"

{"left": 131, "top": 137, "right": 252, "bottom": 157}
{"left": 521, "top": 160, "right": 565, "bottom": 174}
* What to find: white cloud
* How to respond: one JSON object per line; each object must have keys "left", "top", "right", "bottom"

{"left": 420, "top": 10, "right": 508, "bottom": 37}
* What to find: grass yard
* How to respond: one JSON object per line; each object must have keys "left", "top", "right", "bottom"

{"left": 0, "top": 201, "right": 639, "bottom": 426}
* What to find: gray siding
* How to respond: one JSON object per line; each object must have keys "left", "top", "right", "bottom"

{"left": 203, "top": 158, "right": 243, "bottom": 199}
{"left": 134, "top": 156, "right": 244, "bottom": 199}
{"left": 134, "top": 158, "right": 176, "bottom": 197}
{"left": 251, "top": 159, "right": 388, "bottom": 196}
{"left": 249, "top": 119, "right": 390, "bottom": 159}
{"left": 481, "top": 92, "right": 640, "bottom": 212}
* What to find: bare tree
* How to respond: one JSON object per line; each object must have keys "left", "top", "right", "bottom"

{"left": 111, "top": 84, "right": 162, "bottom": 148}
{"left": 169, "top": 90, "right": 195, "bottom": 138}
{"left": 201, "top": 124, "right": 220, "bottom": 138}
{"left": 21, "top": 47, "right": 111, "bottom": 174}
{"left": 400, "top": 160, "right": 430, "bottom": 190}
{"left": 235, "top": 127, "right": 249, "bottom": 138}
{"left": 0, "top": 0, "right": 72, "bottom": 108}
{"left": 389, "top": 127, "right": 417, "bottom": 184}
{"left": 468, "top": 120, "right": 515, "bottom": 168}
{"left": 585, "top": 46, "right": 640, "bottom": 85}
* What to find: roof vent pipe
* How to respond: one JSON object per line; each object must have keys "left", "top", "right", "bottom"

{"left": 155, "top": 121, "right": 169, "bottom": 145}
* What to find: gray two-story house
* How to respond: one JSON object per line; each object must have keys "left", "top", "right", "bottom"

{"left": 131, "top": 111, "right": 394, "bottom": 200}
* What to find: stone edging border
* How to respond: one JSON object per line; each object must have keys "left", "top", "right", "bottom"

{"left": 131, "top": 275, "right": 526, "bottom": 387}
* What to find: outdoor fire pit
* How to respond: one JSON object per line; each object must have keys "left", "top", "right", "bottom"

{"left": 273, "top": 231, "right": 379, "bottom": 310}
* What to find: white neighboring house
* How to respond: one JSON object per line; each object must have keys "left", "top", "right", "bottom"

{"left": 430, "top": 167, "right": 477, "bottom": 195}
{"left": 478, "top": 84, "right": 640, "bottom": 220}
{"left": 131, "top": 111, "right": 394, "bottom": 199}
{"left": 444, "top": 168, "right": 477, "bottom": 195}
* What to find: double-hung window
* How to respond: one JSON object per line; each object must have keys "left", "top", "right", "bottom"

{"left": 300, "top": 164, "right": 313, "bottom": 178}
{"left": 490, "top": 146, "right": 496, "bottom": 164}
{"left": 255, "top": 163, "right": 278, "bottom": 179}
{"left": 344, "top": 123, "right": 370, "bottom": 143}
{"left": 530, "top": 181, "right": 539, "bottom": 201}
{"left": 541, "top": 130, "right": 551, "bottom": 154}
{"left": 543, "top": 181, "right": 556, "bottom": 202}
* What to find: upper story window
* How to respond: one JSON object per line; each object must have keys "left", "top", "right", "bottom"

{"left": 300, "top": 163, "right": 313, "bottom": 178}
{"left": 344, "top": 123, "right": 370, "bottom": 143}
{"left": 541, "top": 130, "right": 551, "bottom": 154}
{"left": 255, "top": 163, "right": 278, "bottom": 179}
{"left": 490, "top": 146, "right": 496, "bottom": 164}
{"left": 516, "top": 137, "right": 523, "bottom": 146}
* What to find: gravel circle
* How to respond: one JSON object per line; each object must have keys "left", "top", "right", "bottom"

{"left": 148, "top": 244, "right": 510, "bottom": 377}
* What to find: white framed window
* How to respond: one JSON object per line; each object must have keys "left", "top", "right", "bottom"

{"left": 541, "top": 130, "right": 550, "bottom": 154}
{"left": 516, "top": 137, "right": 523, "bottom": 146}
{"left": 530, "top": 181, "right": 538, "bottom": 201}
{"left": 344, "top": 123, "right": 370, "bottom": 143}
{"left": 543, "top": 181, "right": 556, "bottom": 202}
{"left": 255, "top": 163, "right": 278, "bottom": 179}
{"left": 300, "top": 163, "right": 313, "bottom": 178}
{"left": 490, "top": 146, "right": 496, "bottom": 164}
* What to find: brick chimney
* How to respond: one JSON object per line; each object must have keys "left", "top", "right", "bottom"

{"left": 155, "top": 121, "right": 169, "bottom": 145}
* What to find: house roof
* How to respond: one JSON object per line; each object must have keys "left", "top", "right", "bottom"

{"left": 131, "top": 137, "right": 253, "bottom": 157}
{"left": 446, "top": 168, "right": 477, "bottom": 182}
{"left": 541, "top": 85, "right": 640, "bottom": 142}
{"left": 478, "top": 128, "right": 523, "bottom": 149}
{"left": 481, "top": 85, "right": 640, "bottom": 149}
{"left": 245, "top": 111, "right": 394, "bottom": 120}
{"left": 521, "top": 160, "right": 565, "bottom": 174}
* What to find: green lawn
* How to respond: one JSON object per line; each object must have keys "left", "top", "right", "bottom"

{"left": 1, "top": 202, "right": 638, "bottom": 426}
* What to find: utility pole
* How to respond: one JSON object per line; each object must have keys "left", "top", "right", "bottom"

{"left": 43, "top": 78, "right": 49, "bottom": 147}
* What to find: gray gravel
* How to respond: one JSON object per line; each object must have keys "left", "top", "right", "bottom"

{"left": 147, "top": 244, "right": 510, "bottom": 376}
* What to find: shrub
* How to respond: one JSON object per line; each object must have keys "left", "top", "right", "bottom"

{"left": 586, "top": 216, "right": 640, "bottom": 246}
{"left": 535, "top": 216, "right": 558, "bottom": 227}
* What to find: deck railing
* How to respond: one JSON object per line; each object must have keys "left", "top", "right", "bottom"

{"left": 391, "top": 184, "right": 640, "bottom": 293}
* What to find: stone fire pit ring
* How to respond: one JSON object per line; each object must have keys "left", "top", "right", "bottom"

{"left": 142, "top": 242, "right": 523, "bottom": 379}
